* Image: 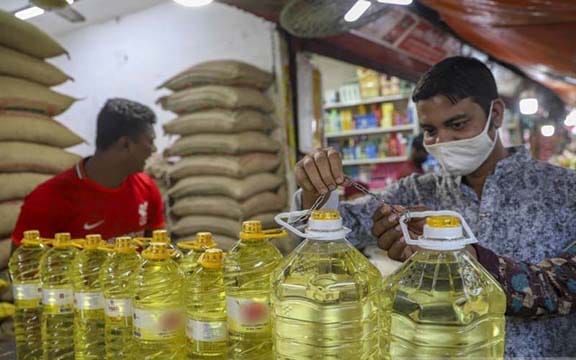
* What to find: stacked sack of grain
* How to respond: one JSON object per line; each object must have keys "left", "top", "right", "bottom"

{"left": 0, "top": 10, "right": 82, "bottom": 267}
{"left": 158, "top": 60, "right": 287, "bottom": 250}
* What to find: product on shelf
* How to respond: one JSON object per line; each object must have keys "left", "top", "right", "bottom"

{"left": 357, "top": 67, "right": 381, "bottom": 99}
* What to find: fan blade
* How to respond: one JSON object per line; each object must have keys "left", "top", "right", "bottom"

{"left": 54, "top": 6, "right": 85, "bottom": 22}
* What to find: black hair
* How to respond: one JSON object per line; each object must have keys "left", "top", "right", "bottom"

{"left": 96, "top": 98, "right": 156, "bottom": 151}
{"left": 412, "top": 133, "right": 425, "bottom": 152}
{"left": 412, "top": 56, "right": 498, "bottom": 116}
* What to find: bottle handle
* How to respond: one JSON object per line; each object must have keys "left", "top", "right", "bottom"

{"left": 274, "top": 210, "right": 310, "bottom": 238}
{"left": 399, "top": 210, "right": 477, "bottom": 247}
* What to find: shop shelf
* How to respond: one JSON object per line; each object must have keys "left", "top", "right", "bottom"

{"left": 323, "top": 93, "right": 410, "bottom": 110}
{"left": 325, "top": 124, "right": 416, "bottom": 138}
{"left": 342, "top": 156, "right": 409, "bottom": 166}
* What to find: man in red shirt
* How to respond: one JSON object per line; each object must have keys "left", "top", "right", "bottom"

{"left": 12, "top": 98, "right": 165, "bottom": 245}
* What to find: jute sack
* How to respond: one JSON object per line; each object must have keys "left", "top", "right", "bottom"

{"left": 159, "top": 60, "right": 273, "bottom": 91}
{"left": 0, "top": 173, "right": 51, "bottom": 202}
{"left": 168, "top": 173, "right": 284, "bottom": 200}
{"left": 0, "top": 238, "right": 10, "bottom": 270}
{"left": 172, "top": 216, "right": 241, "bottom": 239}
{"left": 0, "top": 10, "right": 67, "bottom": 59}
{"left": 0, "top": 201, "right": 22, "bottom": 238}
{"left": 163, "top": 110, "right": 273, "bottom": 135}
{"left": 0, "top": 142, "right": 81, "bottom": 174}
{"left": 169, "top": 153, "right": 280, "bottom": 180}
{"left": 0, "top": 111, "right": 83, "bottom": 147}
{"left": 166, "top": 132, "right": 279, "bottom": 157}
{"left": 158, "top": 85, "right": 274, "bottom": 114}
{"left": 177, "top": 233, "right": 237, "bottom": 251}
{"left": 0, "top": 77, "right": 76, "bottom": 116}
{"left": 0, "top": 45, "right": 71, "bottom": 86}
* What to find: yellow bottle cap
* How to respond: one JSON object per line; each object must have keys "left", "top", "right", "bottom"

{"left": 178, "top": 232, "right": 217, "bottom": 251}
{"left": 198, "top": 248, "right": 224, "bottom": 269}
{"left": 152, "top": 229, "right": 170, "bottom": 244}
{"left": 142, "top": 243, "right": 171, "bottom": 260}
{"left": 239, "top": 220, "right": 287, "bottom": 241}
{"left": 114, "top": 236, "right": 135, "bottom": 253}
{"left": 310, "top": 210, "right": 341, "bottom": 221}
{"left": 22, "top": 230, "right": 41, "bottom": 245}
{"left": 83, "top": 234, "right": 102, "bottom": 250}
{"left": 426, "top": 216, "right": 461, "bottom": 228}
{"left": 53, "top": 233, "right": 71, "bottom": 248}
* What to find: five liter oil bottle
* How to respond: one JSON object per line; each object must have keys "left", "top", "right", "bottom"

{"left": 382, "top": 211, "right": 506, "bottom": 359}
{"left": 40, "top": 232, "right": 78, "bottom": 360}
{"left": 72, "top": 234, "right": 107, "bottom": 360}
{"left": 185, "top": 248, "right": 227, "bottom": 359}
{"left": 100, "top": 236, "right": 141, "bottom": 360}
{"left": 9, "top": 230, "right": 46, "bottom": 360}
{"left": 132, "top": 230, "right": 184, "bottom": 359}
{"left": 223, "top": 221, "right": 284, "bottom": 360}
{"left": 273, "top": 209, "right": 382, "bottom": 359}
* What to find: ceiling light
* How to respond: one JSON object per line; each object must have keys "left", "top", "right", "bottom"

{"left": 565, "top": 109, "right": 576, "bottom": 127}
{"left": 519, "top": 98, "right": 539, "bottom": 115}
{"left": 173, "top": 0, "right": 213, "bottom": 7}
{"left": 377, "top": 0, "right": 413, "bottom": 5}
{"left": 15, "top": 6, "right": 45, "bottom": 20}
{"left": 344, "top": 0, "right": 372, "bottom": 23}
{"left": 66, "top": 0, "right": 74, "bottom": 4}
{"left": 541, "top": 125, "right": 555, "bottom": 137}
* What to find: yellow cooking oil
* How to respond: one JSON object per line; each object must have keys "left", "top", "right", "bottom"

{"left": 9, "top": 230, "right": 46, "bottom": 360}
{"left": 178, "top": 232, "right": 218, "bottom": 277}
{"left": 382, "top": 214, "right": 506, "bottom": 359}
{"left": 224, "top": 221, "right": 284, "bottom": 360}
{"left": 40, "top": 232, "right": 78, "bottom": 360}
{"left": 272, "top": 210, "right": 382, "bottom": 359}
{"left": 185, "top": 248, "right": 227, "bottom": 359}
{"left": 132, "top": 230, "right": 184, "bottom": 359}
{"left": 72, "top": 234, "right": 108, "bottom": 360}
{"left": 101, "top": 236, "right": 141, "bottom": 360}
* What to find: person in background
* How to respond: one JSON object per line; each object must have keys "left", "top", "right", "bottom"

{"left": 12, "top": 98, "right": 165, "bottom": 246}
{"left": 293, "top": 57, "right": 576, "bottom": 357}
{"left": 397, "top": 133, "right": 427, "bottom": 179}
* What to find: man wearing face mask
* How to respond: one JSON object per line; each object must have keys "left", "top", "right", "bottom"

{"left": 294, "top": 57, "right": 576, "bottom": 357}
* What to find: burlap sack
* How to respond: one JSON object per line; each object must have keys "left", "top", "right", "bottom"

{"left": 0, "top": 142, "right": 81, "bottom": 174}
{"left": 169, "top": 153, "right": 280, "bottom": 180}
{"left": 0, "top": 201, "right": 22, "bottom": 238}
{"left": 159, "top": 60, "right": 273, "bottom": 91}
{"left": 168, "top": 173, "right": 284, "bottom": 200}
{"left": 0, "top": 77, "right": 76, "bottom": 115}
{"left": 0, "top": 111, "right": 83, "bottom": 147}
{"left": 166, "top": 132, "right": 279, "bottom": 157}
{"left": 0, "top": 45, "right": 71, "bottom": 86}
{"left": 0, "top": 239, "right": 10, "bottom": 271}
{"left": 158, "top": 85, "right": 274, "bottom": 114}
{"left": 163, "top": 110, "right": 273, "bottom": 135}
{"left": 177, "top": 233, "right": 237, "bottom": 251}
{"left": 0, "top": 10, "right": 67, "bottom": 59}
{"left": 0, "top": 173, "right": 51, "bottom": 202}
{"left": 172, "top": 216, "right": 241, "bottom": 239}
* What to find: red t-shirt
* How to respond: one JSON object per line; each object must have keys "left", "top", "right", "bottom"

{"left": 12, "top": 160, "right": 165, "bottom": 245}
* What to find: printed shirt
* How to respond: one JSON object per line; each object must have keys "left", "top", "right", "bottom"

{"left": 294, "top": 146, "right": 576, "bottom": 357}
{"left": 12, "top": 159, "right": 165, "bottom": 245}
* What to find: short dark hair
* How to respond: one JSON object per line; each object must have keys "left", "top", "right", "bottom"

{"left": 412, "top": 56, "right": 498, "bottom": 116}
{"left": 412, "top": 133, "right": 425, "bottom": 152}
{"left": 96, "top": 98, "right": 156, "bottom": 151}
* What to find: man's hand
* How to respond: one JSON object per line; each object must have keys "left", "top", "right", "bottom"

{"left": 372, "top": 204, "right": 427, "bottom": 261}
{"left": 295, "top": 148, "right": 346, "bottom": 209}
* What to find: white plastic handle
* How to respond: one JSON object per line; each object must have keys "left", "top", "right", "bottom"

{"left": 399, "top": 210, "right": 477, "bottom": 250}
{"left": 274, "top": 210, "right": 309, "bottom": 238}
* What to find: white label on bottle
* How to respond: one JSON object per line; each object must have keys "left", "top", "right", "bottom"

{"left": 74, "top": 292, "right": 104, "bottom": 310}
{"left": 186, "top": 319, "right": 227, "bottom": 342}
{"left": 226, "top": 296, "right": 270, "bottom": 333}
{"left": 105, "top": 298, "right": 132, "bottom": 318}
{"left": 13, "top": 283, "right": 42, "bottom": 301}
{"left": 133, "top": 308, "right": 184, "bottom": 341}
{"left": 42, "top": 288, "right": 74, "bottom": 314}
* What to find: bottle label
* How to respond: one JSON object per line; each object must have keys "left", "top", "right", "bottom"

{"left": 105, "top": 298, "right": 132, "bottom": 318}
{"left": 74, "top": 292, "right": 104, "bottom": 310}
{"left": 13, "top": 283, "right": 42, "bottom": 302}
{"left": 226, "top": 296, "right": 270, "bottom": 333}
{"left": 42, "top": 288, "right": 74, "bottom": 314}
{"left": 133, "top": 308, "right": 184, "bottom": 341}
{"left": 186, "top": 319, "right": 227, "bottom": 342}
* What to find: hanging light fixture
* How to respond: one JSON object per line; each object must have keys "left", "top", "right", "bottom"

{"left": 173, "top": 0, "right": 213, "bottom": 7}
{"left": 344, "top": 0, "right": 372, "bottom": 23}
{"left": 377, "top": 0, "right": 413, "bottom": 5}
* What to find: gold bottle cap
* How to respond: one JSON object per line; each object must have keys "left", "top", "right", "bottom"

{"left": 198, "top": 248, "right": 224, "bottom": 269}
{"left": 22, "top": 230, "right": 41, "bottom": 245}
{"left": 151, "top": 229, "right": 170, "bottom": 244}
{"left": 310, "top": 210, "right": 341, "bottom": 221}
{"left": 53, "top": 232, "right": 71, "bottom": 248}
{"left": 426, "top": 216, "right": 461, "bottom": 228}
{"left": 114, "top": 236, "right": 135, "bottom": 253}
{"left": 84, "top": 234, "right": 102, "bottom": 250}
{"left": 142, "top": 243, "right": 171, "bottom": 260}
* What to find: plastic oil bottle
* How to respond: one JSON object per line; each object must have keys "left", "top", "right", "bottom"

{"left": 101, "top": 236, "right": 141, "bottom": 360}
{"left": 40, "top": 232, "right": 78, "bottom": 360}
{"left": 72, "top": 234, "right": 107, "bottom": 360}
{"left": 185, "top": 248, "right": 227, "bottom": 359}
{"left": 223, "top": 221, "right": 284, "bottom": 360}
{"left": 9, "top": 230, "right": 46, "bottom": 360}
{"left": 132, "top": 230, "right": 184, "bottom": 359}
{"left": 178, "top": 232, "right": 218, "bottom": 277}
{"left": 273, "top": 210, "right": 382, "bottom": 359}
{"left": 382, "top": 211, "right": 506, "bottom": 359}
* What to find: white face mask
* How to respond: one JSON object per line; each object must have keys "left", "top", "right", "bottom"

{"left": 424, "top": 101, "right": 498, "bottom": 176}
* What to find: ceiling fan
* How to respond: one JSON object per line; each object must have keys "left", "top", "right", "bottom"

{"left": 17, "top": 0, "right": 86, "bottom": 22}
